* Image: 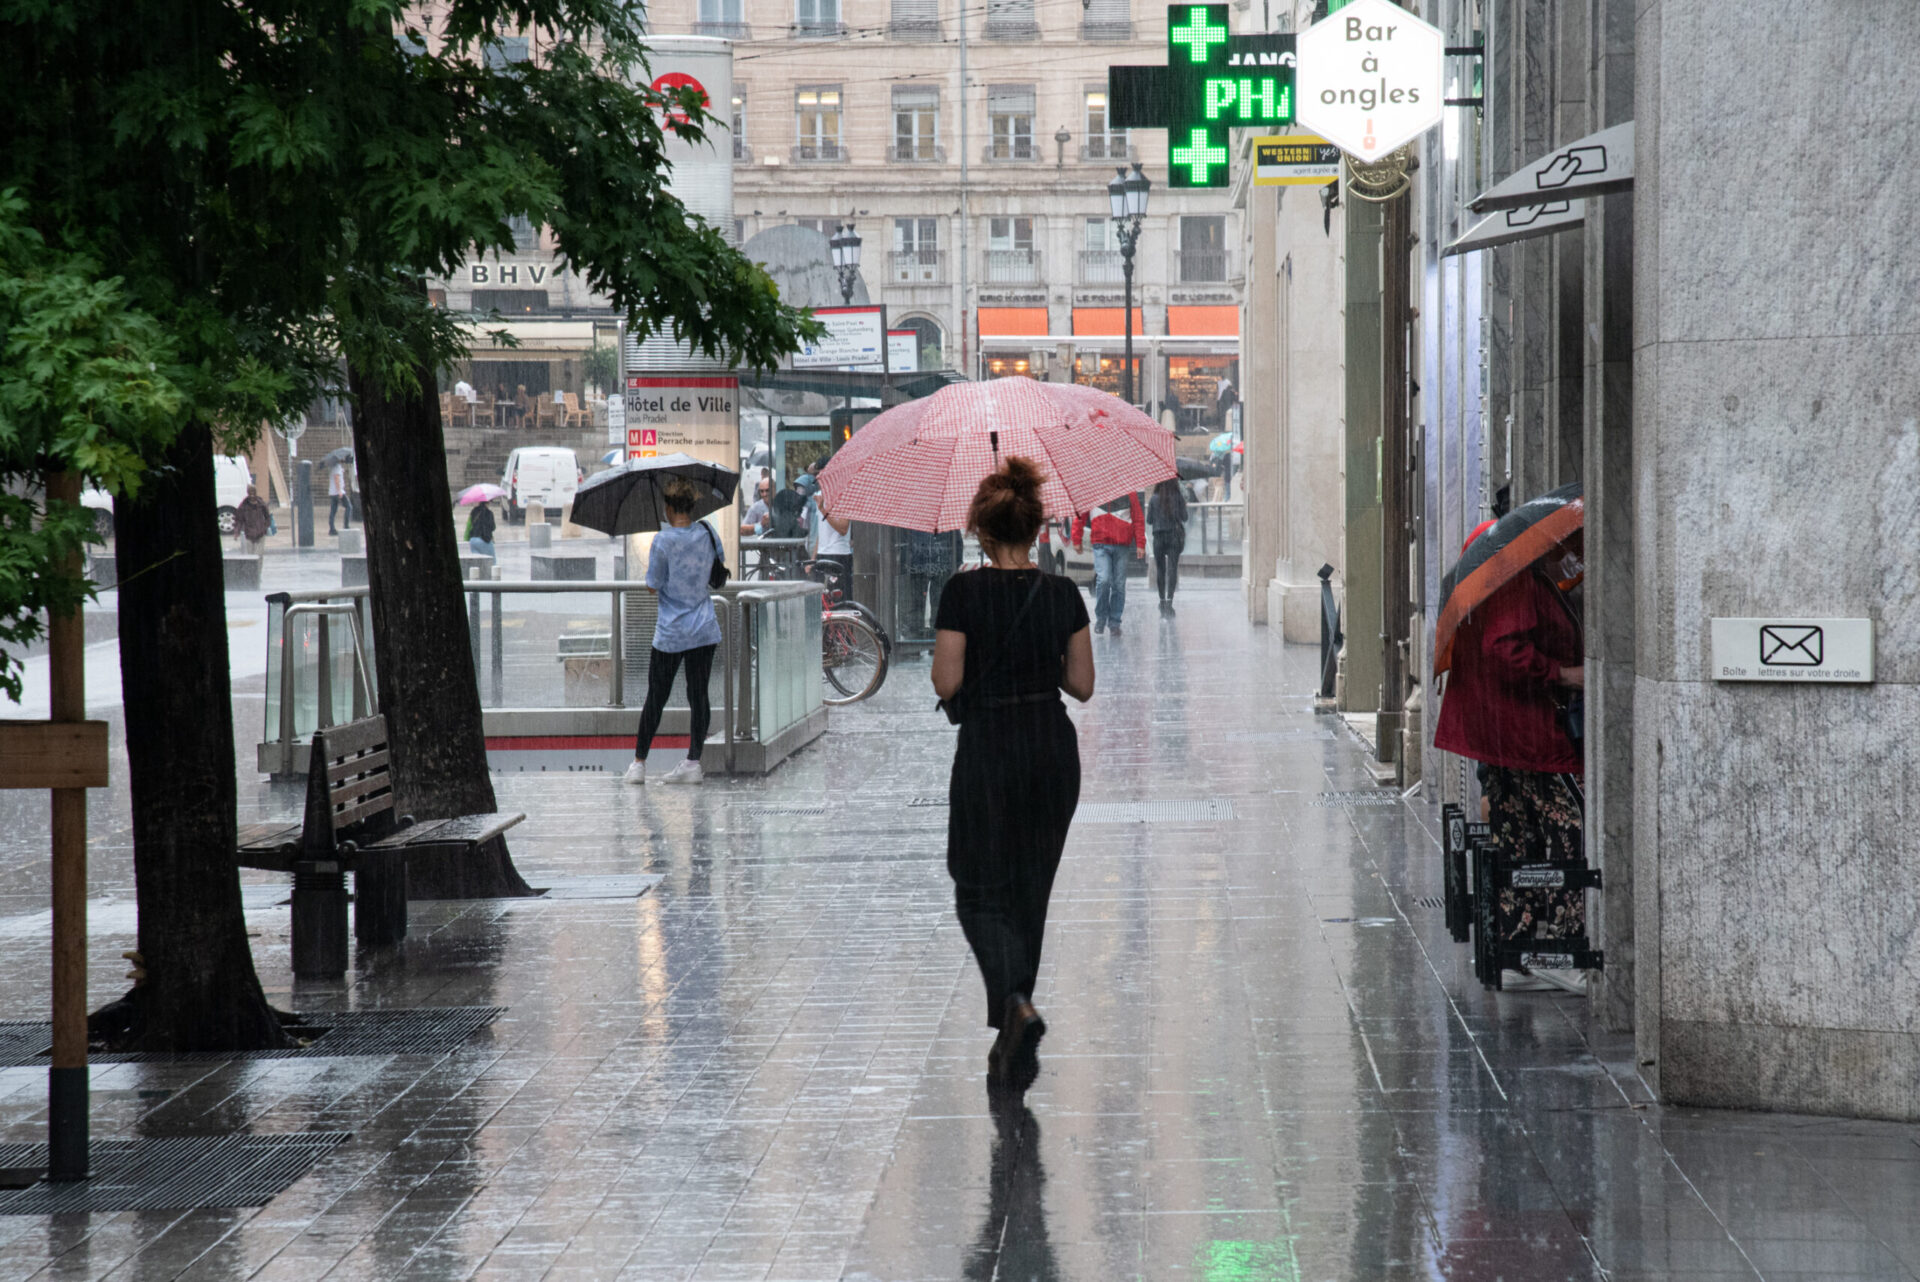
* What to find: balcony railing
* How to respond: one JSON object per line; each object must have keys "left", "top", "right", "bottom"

{"left": 890, "top": 18, "right": 942, "bottom": 38}
{"left": 1080, "top": 17, "right": 1132, "bottom": 39}
{"left": 1176, "top": 250, "right": 1231, "bottom": 283}
{"left": 733, "top": 141, "right": 753, "bottom": 164}
{"left": 792, "top": 19, "right": 846, "bottom": 37}
{"left": 984, "top": 141, "right": 1039, "bottom": 163}
{"left": 890, "top": 249, "right": 946, "bottom": 284}
{"left": 983, "top": 249, "right": 1042, "bottom": 285}
{"left": 791, "top": 142, "right": 848, "bottom": 163}
{"left": 892, "top": 142, "right": 948, "bottom": 163}
{"left": 1078, "top": 249, "right": 1125, "bottom": 285}
{"left": 983, "top": 18, "right": 1039, "bottom": 38}
{"left": 1079, "top": 137, "right": 1132, "bottom": 162}
{"left": 695, "top": 21, "right": 752, "bottom": 37}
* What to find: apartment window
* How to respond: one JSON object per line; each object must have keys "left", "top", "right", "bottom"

{"left": 485, "top": 35, "right": 530, "bottom": 69}
{"left": 1179, "top": 215, "right": 1228, "bottom": 282}
{"left": 795, "top": 218, "right": 834, "bottom": 235}
{"left": 988, "top": 217, "right": 1034, "bottom": 252}
{"left": 795, "top": 86, "right": 842, "bottom": 159}
{"left": 698, "top": 0, "right": 747, "bottom": 35}
{"left": 1080, "top": 217, "right": 1123, "bottom": 284}
{"left": 1081, "top": 0, "right": 1130, "bottom": 40}
{"left": 891, "top": 0, "right": 939, "bottom": 38}
{"left": 984, "top": 0, "right": 1037, "bottom": 38}
{"left": 988, "top": 85, "right": 1035, "bottom": 161}
{"left": 1083, "top": 217, "right": 1119, "bottom": 253}
{"left": 1083, "top": 89, "right": 1128, "bottom": 160}
{"left": 893, "top": 218, "right": 941, "bottom": 282}
{"left": 796, "top": 0, "right": 841, "bottom": 35}
{"left": 507, "top": 215, "right": 540, "bottom": 253}
{"left": 892, "top": 86, "right": 939, "bottom": 161}
{"left": 731, "top": 91, "right": 747, "bottom": 160}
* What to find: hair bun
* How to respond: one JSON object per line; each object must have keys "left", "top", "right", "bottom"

{"left": 967, "top": 455, "right": 1048, "bottom": 550}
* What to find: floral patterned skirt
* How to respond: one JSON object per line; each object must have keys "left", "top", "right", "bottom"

{"left": 1483, "top": 765, "right": 1586, "bottom": 942}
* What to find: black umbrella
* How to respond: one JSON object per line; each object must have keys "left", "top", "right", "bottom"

{"left": 1175, "top": 455, "right": 1213, "bottom": 481}
{"left": 319, "top": 446, "right": 355, "bottom": 467}
{"left": 570, "top": 453, "right": 740, "bottom": 535}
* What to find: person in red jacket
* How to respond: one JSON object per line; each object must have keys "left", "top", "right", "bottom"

{"left": 1434, "top": 537, "right": 1587, "bottom": 990}
{"left": 1071, "top": 493, "right": 1146, "bottom": 635}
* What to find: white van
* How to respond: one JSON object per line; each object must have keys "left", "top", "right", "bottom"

{"left": 500, "top": 447, "right": 582, "bottom": 523}
{"left": 81, "top": 454, "right": 252, "bottom": 538}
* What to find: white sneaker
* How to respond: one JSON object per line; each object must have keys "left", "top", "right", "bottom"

{"left": 622, "top": 760, "right": 646, "bottom": 785}
{"left": 659, "top": 759, "right": 704, "bottom": 785}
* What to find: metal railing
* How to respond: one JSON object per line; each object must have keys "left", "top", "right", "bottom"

{"left": 889, "top": 18, "right": 941, "bottom": 38}
{"left": 984, "top": 140, "right": 1039, "bottom": 162}
{"left": 1079, "top": 137, "right": 1132, "bottom": 161}
{"left": 1078, "top": 249, "right": 1125, "bottom": 285}
{"left": 791, "top": 142, "right": 848, "bottom": 162}
{"left": 1188, "top": 501, "right": 1245, "bottom": 555}
{"left": 891, "top": 142, "right": 947, "bottom": 163}
{"left": 889, "top": 249, "right": 945, "bottom": 283}
{"left": 1176, "top": 250, "right": 1232, "bottom": 283}
{"left": 260, "top": 579, "right": 824, "bottom": 776}
{"left": 1080, "top": 17, "right": 1132, "bottom": 39}
{"left": 983, "top": 249, "right": 1041, "bottom": 284}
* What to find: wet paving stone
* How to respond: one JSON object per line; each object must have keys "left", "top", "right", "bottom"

{"left": 1, "top": 583, "right": 1916, "bottom": 1278}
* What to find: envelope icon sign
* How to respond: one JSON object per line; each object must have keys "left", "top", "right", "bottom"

{"left": 1760, "top": 625, "right": 1823, "bottom": 666}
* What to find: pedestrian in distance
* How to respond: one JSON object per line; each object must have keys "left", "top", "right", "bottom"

{"left": 1147, "top": 477, "right": 1189, "bottom": 614}
{"left": 932, "top": 457, "right": 1096, "bottom": 1094}
{"left": 1071, "top": 492, "right": 1145, "bottom": 635}
{"left": 814, "top": 491, "right": 853, "bottom": 592}
{"left": 327, "top": 459, "right": 352, "bottom": 534}
{"left": 465, "top": 500, "right": 498, "bottom": 561}
{"left": 739, "top": 479, "right": 773, "bottom": 537}
{"left": 1433, "top": 530, "right": 1588, "bottom": 994}
{"left": 625, "top": 477, "right": 723, "bottom": 787}
{"left": 235, "top": 485, "right": 271, "bottom": 555}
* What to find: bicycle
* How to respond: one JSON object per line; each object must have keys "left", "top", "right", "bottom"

{"left": 799, "top": 559, "right": 890, "bottom": 704}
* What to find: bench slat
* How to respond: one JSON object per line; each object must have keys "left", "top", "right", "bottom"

{"left": 331, "top": 792, "right": 397, "bottom": 830}
{"left": 236, "top": 822, "right": 302, "bottom": 853}
{"left": 402, "top": 811, "right": 526, "bottom": 848}
{"left": 365, "top": 819, "right": 453, "bottom": 849}
{"left": 327, "top": 749, "right": 390, "bottom": 784}
{"left": 328, "top": 772, "right": 394, "bottom": 814}
{"left": 316, "top": 716, "right": 388, "bottom": 762}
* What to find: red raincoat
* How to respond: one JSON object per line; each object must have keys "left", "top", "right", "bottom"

{"left": 1432, "top": 570, "right": 1582, "bottom": 774}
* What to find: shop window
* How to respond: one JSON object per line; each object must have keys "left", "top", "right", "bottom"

{"left": 1164, "top": 354, "right": 1240, "bottom": 433}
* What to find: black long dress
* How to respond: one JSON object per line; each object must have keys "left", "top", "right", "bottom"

{"left": 936, "top": 567, "right": 1088, "bottom": 1029}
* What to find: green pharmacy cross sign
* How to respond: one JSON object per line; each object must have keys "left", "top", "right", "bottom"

{"left": 1109, "top": 4, "right": 1297, "bottom": 188}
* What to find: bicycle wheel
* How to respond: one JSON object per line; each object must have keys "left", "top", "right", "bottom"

{"left": 821, "top": 612, "right": 888, "bottom": 704}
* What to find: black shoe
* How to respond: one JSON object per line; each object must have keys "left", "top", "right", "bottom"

{"left": 997, "top": 994, "right": 1046, "bottom": 1092}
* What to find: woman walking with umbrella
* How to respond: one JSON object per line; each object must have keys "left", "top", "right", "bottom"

{"left": 1433, "top": 484, "right": 1588, "bottom": 992}
{"left": 933, "top": 458, "right": 1096, "bottom": 1093}
{"left": 623, "top": 477, "right": 723, "bottom": 786}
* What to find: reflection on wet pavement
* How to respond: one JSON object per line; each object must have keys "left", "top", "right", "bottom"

{"left": 3, "top": 582, "right": 1919, "bottom": 1279}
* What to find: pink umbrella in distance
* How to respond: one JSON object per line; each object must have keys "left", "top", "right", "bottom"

{"left": 817, "top": 377, "right": 1174, "bottom": 533}
{"left": 456, "top": 483, "right": 507, "bottom": 506}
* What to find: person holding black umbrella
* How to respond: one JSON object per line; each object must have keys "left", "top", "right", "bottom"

{"left": 624, "top": 476, "right": 723, "bottom": 787}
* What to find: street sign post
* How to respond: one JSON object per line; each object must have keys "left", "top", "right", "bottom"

{"left": 1109, "top": 5, "right": 1297, "bottom": 188}
{"left": 1295, "top": 0, "right": 1445, "bottom": 164}
{"left": 1251, "top": 134, "right": 1341, "bottom": 186}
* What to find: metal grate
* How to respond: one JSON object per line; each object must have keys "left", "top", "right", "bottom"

{"left": 1075, "top": 799, "right": 1235, "bottom": 825}
{"left": 528, "top": 875, "right": 663, "bottom": 900}
{"left": 906, "top": 797, "right": 949, "bottom": 808}
{"left": 1310, "top": 791, "right": 1403, "bottom": 807}
{"left": 735, "top": 804, "right": 829, "bottom": 818}
{"left": 0, "top": 1007, "right": 503, "bottom": 1067}
{"left": 1413, "top": 896, "right": 1445, "bottom": 910}
{"left": 0, "top": 1133, "right": 348, "bottom": 1214}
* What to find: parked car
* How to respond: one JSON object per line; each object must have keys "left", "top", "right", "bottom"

{"left": 78, "top": 454, "right": 253, "bottom": 540}
{"left": 500, "top": 447, "right": 582, "bottom": 523}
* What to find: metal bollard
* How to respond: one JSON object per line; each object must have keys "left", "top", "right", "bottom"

{"left": 1317, "top": 563, "right": 1342, "bottom": 700}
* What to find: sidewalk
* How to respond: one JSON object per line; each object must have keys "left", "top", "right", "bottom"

{"left": 3, "top": 581, "right": 1919, "bottom": 1280}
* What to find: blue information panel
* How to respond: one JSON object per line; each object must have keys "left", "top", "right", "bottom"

{"left": 1108, "top": 5, "right": 1297, "bottom": 188}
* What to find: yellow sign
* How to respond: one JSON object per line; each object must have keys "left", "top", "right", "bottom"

{"left": 1252, "top": 134, "right": 1341, "bottom": 186}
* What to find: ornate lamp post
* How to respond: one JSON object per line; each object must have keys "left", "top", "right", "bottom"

{"left": 829, "top": 222, "right": 863, "bottom": 306}
{"left": 1107, "top": 162, "right": 1151, "bottom": 404}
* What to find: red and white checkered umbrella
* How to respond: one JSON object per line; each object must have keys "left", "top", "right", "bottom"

{"left": 817, "top": 377, "right": 1175, "bottom": 532}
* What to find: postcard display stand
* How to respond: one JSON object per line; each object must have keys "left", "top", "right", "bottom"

{"left": 1440, "top": 802, "right": 1606, "bottom": 990}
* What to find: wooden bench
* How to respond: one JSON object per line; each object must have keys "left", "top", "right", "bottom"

{"left": 235, "top": 715, "right": 525, "bottom": 979}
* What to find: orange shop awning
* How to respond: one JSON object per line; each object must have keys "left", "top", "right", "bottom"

{"left": 978, "top": 307, "right": 1049, "bottom": 338}
{"left": 1071, "top": 307, "right": 1147, "bottom": 337}
{"left": 1166, "top": 305, "right": 1239, "bottom": 337}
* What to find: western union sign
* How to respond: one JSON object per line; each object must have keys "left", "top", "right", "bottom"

{"left": 1253, "top": 135, "right": 1341, "bottom": 186}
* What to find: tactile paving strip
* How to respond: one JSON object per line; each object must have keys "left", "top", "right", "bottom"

{"left": 0, "top": 1007, "right": 503, "bottom": 1067}
{"left": 0, "top": 1132, "right": 349, "bottom": 1214}
{"left": 1309, "top": 790, "right": 1403, "bottom": 807}
{"left": 1074, "top": 799, "right": 1235, "bottom": 824}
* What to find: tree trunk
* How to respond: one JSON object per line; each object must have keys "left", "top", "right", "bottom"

{"left": 107, "top": 422, "right": 291, "bottom": 1052}
{"left": 346, "top": 356, "right": 532, "bottom": 898}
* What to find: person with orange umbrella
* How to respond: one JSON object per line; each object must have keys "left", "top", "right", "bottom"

{"left": 1433, "top": 484, "right": 1587, "bottom": 992}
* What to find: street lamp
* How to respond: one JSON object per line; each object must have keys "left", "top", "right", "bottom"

{"left": 1107, "top": 161, "right": 1151, "bottom": 404}
{"left": 829, "top": 222, "right": 862, "bottom": 306}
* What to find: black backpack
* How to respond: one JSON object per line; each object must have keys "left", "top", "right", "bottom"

{"left": 769, "top": 487, "right": 807, "bottom": 539}
{"left": 701, "top": 522, "right": 730, "bottom": 590}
